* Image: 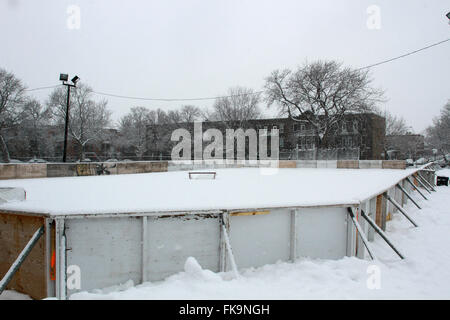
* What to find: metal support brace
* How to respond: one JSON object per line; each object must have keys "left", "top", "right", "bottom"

{"left": 418, "top": 172, "right": 436, "bottom": 191}
{"left": 414, "top": 175, "right": 432, "bottom": 194}
{"left": 0, "top": 225, "right": 45, "bottom": 294}
{"left": 360, "top": 210, "right": 405, "bottom": 259}
{"left": 406, "top": 177, "right": 428, "bottom": 200}
{"left": 384, "top": 194, "right": 419, "bottom": 227}
{"left": 220, "top": 216, "right": 239, "bottom": 279}
{"left": 219, "top": 212, "right": 229, "bottom": 272}
{"left": 347, "top": 208, "right": 376, "bottom": 260}
{"left": 396, "top": 183, "right": 421, "bottom": 209}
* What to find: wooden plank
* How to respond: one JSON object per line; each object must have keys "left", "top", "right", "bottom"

{"left": 375, "top": 194, "right": 383, "bottom": 228}
{"left": 230, "top": 211, "right": 270, "bottom": 216}
{"left": 0, "top": 212, "right": 47, "bottom": 299}
{"left": 278, "top": 161, "right": 296, "bottom": 168}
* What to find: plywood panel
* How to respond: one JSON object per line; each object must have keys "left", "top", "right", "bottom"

{"left": 0, "top": 212, "right": 47, "bottom": 299}
{"left": 65, "top": 217, "right": 142, "bottom": 296}
{"left": 296, "top": 207, "right": 348, "bottom": 259}
{"left": 337, "top": 160, "right": 359, "bottom": 169}
{"left": 146, "top": 214, "right": 221, "bottom": 281}
{"left": 230, "top": 208, "right": 291, "bottom": 268}
{"left": 278, "top": 161, "right": 296, "bottom": 168}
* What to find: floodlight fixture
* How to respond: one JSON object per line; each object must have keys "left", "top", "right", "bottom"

{"left": 71, "top": 75, "right": 80, "bottom": 84}
{"left": 59, "top": 73, "right": 69, "bottom": 82}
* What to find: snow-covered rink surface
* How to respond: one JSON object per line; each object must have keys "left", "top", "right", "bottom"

{"left": 68, "top": 169, "right": 449, "bottom": 299}
{"left": 0, "top": 167, "right": 422, "bottom": 215}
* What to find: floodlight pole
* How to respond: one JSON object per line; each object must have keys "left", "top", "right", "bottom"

{"left": 61, "top": 81, "right": 77, "bottom": 163}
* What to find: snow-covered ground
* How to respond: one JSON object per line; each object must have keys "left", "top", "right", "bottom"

{"left": 63, "top": 168, "right": 449, "bottom": 300}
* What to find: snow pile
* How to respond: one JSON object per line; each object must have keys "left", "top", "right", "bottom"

{"left": 69, "top": 182, "right": 450, "bottom": 300}
{"left": 0, "top": 290, "right": 32, "bottom": 300}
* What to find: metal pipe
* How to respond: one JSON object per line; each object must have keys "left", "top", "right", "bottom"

{"left": 384, "top": 194, "right": 419, "bottom": 227}
{"left": 0, "top": 225, "right": 45, "bottom": 294}
{"left": 347, "top": 208, "right": 376, "bottom": 260}
{"left": 414, "top": 175, "right": 432, "bottom": 194}
{"left": 406, "top": 177, "right": 428, "bottom": 200}
{"left": 221, "top": 220, "right": 239, "bottom": 279}
{"left": 360, "top": 210, "right": 405, "bottom": 259}
{"left": 62, "top": 85, "right": 71, "bottom": 163}
{"left": 417, "top": 172, "right": 436, "bottom": 191}
{"left": 396, "top": 183, "right": 421, "bottom": 209}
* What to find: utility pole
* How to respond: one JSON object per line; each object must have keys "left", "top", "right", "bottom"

{"left": 59, "top": 74, "right": 80, "bottom": 162}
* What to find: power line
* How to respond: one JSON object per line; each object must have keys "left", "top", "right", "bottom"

{"left": 356, "top": 38, "right": 450, "bottom": 70}
{"left": 91, "top": 37, "right": 449, "bottom": 102}
{"left": 23, "top": 37, "right": 450, "bottom": 100}
{"left": 91, "top": 89, "right": 266, "bottom": 102}
{"left": 25, "top": 84, "right": 61, "bottom": 92}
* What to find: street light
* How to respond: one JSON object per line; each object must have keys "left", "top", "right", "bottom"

{"left": 59, "top": 73, "right": 80, "bottom": 162}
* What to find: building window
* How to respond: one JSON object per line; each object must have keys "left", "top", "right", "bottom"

{"left": 279, "top": 124, "right": 284, "bottom": 133}
{"left": 279, "top": 137, "right": 284, "bottom": 148}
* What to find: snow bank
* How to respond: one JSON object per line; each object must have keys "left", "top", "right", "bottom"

{"left": 0, "top": 168, "right": 419, "bottom": 216}
{"left": 69, "top": 184, "right": 450, "bottom": 299}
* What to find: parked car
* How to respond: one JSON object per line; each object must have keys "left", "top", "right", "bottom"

{"left": 405, "top": 159, "right": 414, "bottom": 166}
{"left": 76, "top": 158, "right": 92, "bottom": 163}
{"left": 415, "top": 158, "right": 427, "bottom": 165}
{"left": 9, "top": 159, "right": 23, "bottom": 163}
{"left": 28, "top": 157, "right": 48, "bottom": 163}
{"left": 105, "top": 158, "right": 118, "bottom": 162}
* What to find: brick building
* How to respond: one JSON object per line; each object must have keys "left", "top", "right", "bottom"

{"left": 385, "top": 134, "right": 425, "bottom": 160}
{"left": 146, "top": 112, "right": 386, "bottom": 160}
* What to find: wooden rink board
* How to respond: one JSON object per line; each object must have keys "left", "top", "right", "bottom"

{"left": 0, "top": 212, "right": 48, "bottom": 299}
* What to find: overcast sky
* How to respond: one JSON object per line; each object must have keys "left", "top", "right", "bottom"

{"left": 1, "top": 0, "right": 449, "bottom": 132}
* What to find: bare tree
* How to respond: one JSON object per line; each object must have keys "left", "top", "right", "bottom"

{"left": 119, "top": 107, "right": 156, "bottom": 160}
{"left": 426, "top": 100, "right": 450, "bottom": 160}
{"left": 0, "top": 68, "right": 27, "bottom": 162}
{"left": 207, "top": 86, "right": 262, "bottom": 129}
{"left": 179, "top": 105, "right": 202, "bottom": 122}
{"left": 265, "top": 60, "right": 385, "bottom": 148}
{"left": 47, "top": 84, "right": 112, "bottom": 161}
{"left": 18, "top": 99, "right": 54, "bottom": 158}
{"left": 384, "top": 111, "right": 411, "bottom": 135}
